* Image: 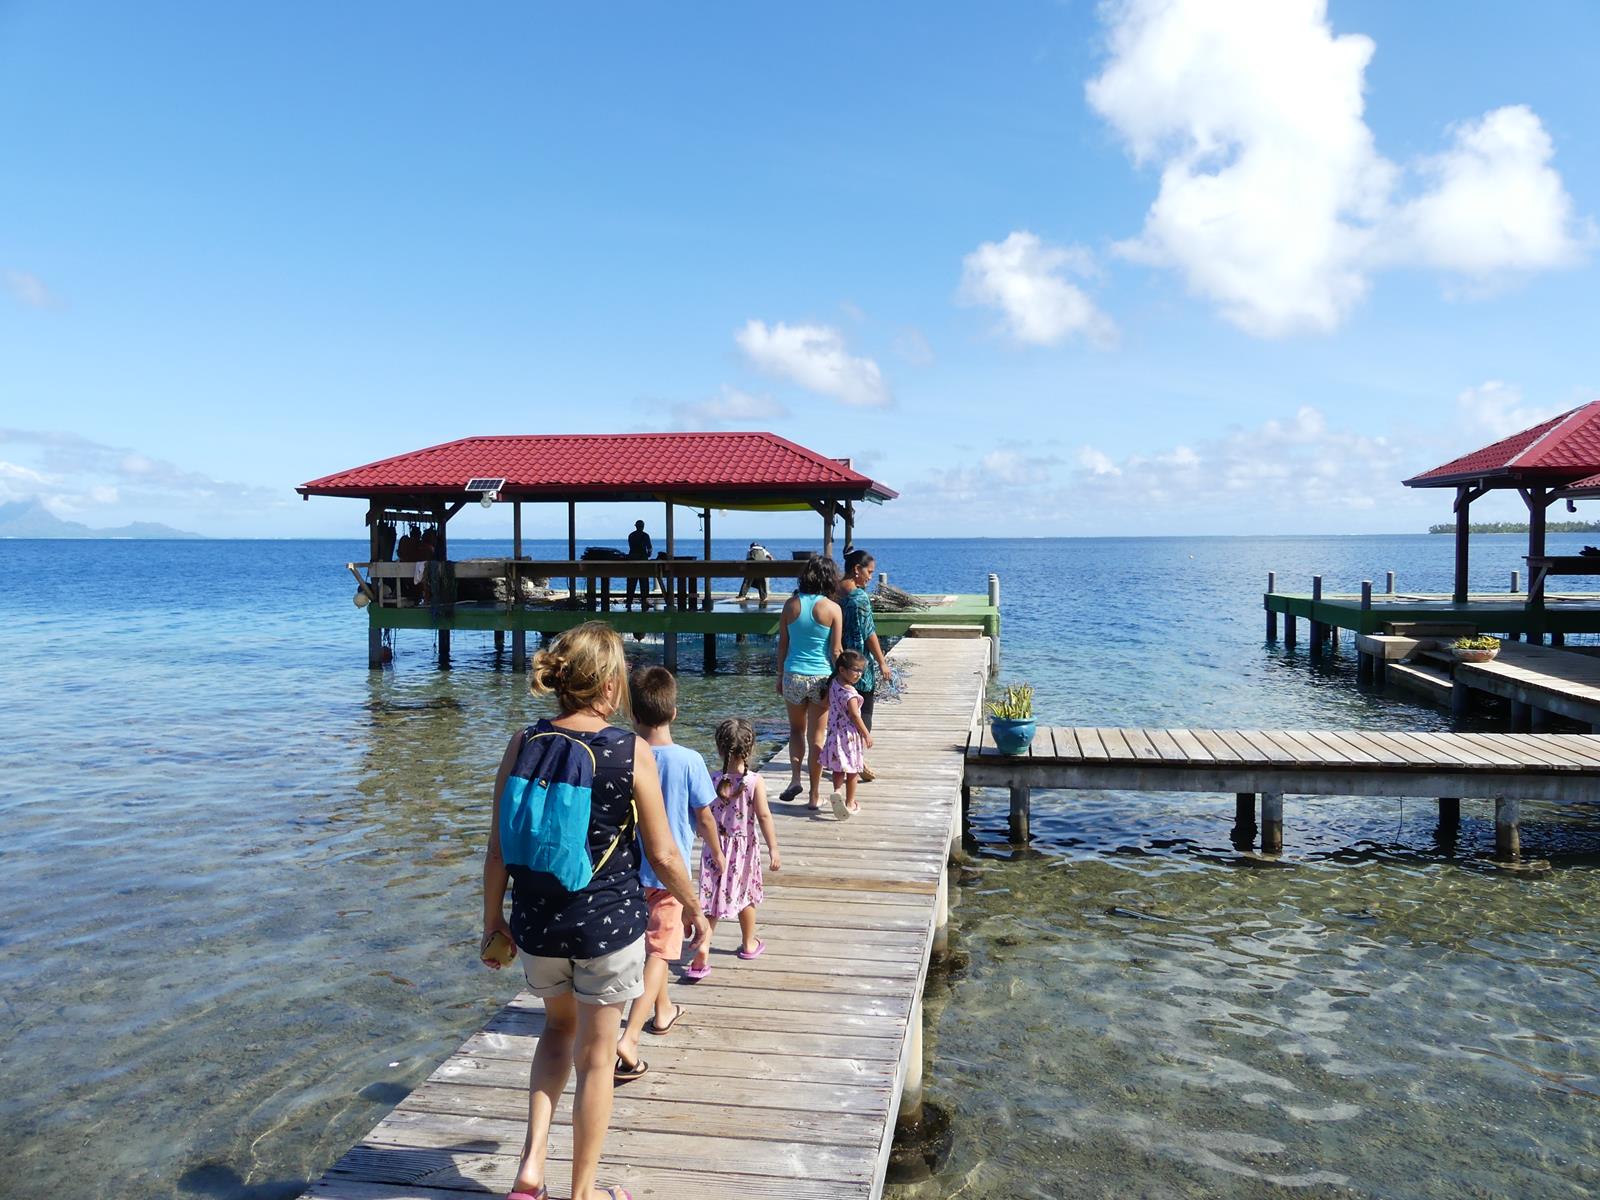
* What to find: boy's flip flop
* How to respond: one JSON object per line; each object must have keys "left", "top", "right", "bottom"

{"left": 830, "top": 791, "right": 850, "bottom": 821}
{"left": 681, "top": 962, "right": 711, "bottom": 981}
{"left": 644, "top": 1005, "right": 686, "bottom": 1035}
{"left": 613, "top": 1053, "right": 649, "bottom": 1083}
{"left": 736, "top": 939, "right": 766, "bottom": 960}
{"left": 778, "top": 782, "right": 803, "bottom": 803}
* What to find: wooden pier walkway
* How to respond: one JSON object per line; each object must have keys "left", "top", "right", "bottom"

{"left": 966, "top": 725, "right": 1600, "bottom": 856}
{"left": 300, "top": 634, "right": 991, "bottom": 1200}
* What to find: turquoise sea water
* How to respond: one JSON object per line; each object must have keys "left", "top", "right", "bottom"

{"left": 1, "top": 534, "right": 1597, "bottom": 1199}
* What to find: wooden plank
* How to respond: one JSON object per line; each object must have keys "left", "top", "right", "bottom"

{"left": 1075, "top": 727, "right": 1108, "bottom": 760}
{"left": 1166, "top": 727, "right": 1214, "bottom": 763}
{"left": 1120, "top": 728, "right": 1164, "bottom": 761}
{"left": 1055, "top": 726, "right": 1085, "bottom": 760}
{"left": 1314, "top": 730, "right": 1383, "bottom": 765}
{"left": 1095, "top": 727, "right": 1134, "bottom": 760}
{"left": 1191, "top": 728, "right": 1241, "bottom": 762}
{"left": 1403, "top": 731, "right": 1496, "bottom": 768}
{"left": 1488, "top": 732, "right": 1591, "bottom": 769}
{"left": 1327, "top": 731, "right": 1409, "bottom": 766}
{"left": 1278, "top": 729, "right": 1352, "bottom": 765}
{"left": 1144, "top": 727, "right": 1186, "bottom": 762}
{"left": 1251, "top": 730, "right": 1310, "bottom": 764}
{"left": 1215, "top": 730, "right": 1265, "bottom": 763}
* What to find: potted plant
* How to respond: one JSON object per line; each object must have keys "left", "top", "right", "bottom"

{"left": 1452, "top": 634, "right": 1502, "bottom": 664}
{"left": 988, "top": 683, "right": 1036, "bottom": 755}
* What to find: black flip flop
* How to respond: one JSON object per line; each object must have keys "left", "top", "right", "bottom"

{"left": 613, "top": 1053, "right": 649, "bottom": 1083}
{"left": 643, "top": 1005, "right": 686, "bottom": 1036}
{"left": 778, "top": 782, "right": 803, "bottom": 803}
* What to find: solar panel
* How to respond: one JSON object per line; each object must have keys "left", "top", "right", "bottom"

{"left": 464, "top": 477, "right": 506, "bottom": 493}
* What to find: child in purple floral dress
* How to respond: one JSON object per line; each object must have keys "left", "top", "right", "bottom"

{"left": 684, "top": 717, "right": 781, "bottom": 979}
{"left": 820, "top": 650, "right": 874, "bottom": 821}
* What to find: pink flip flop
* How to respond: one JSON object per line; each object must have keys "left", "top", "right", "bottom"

{"left": 505, "top": 1189, "right": 547, "bottom": 1200}
{"left": 736, "top": 939, "right": 766, "bottom": 960}
{"left": 681, "top": 962, "right": 711, "bottom": 981}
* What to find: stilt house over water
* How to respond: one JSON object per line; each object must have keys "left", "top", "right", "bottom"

{"left": 299, "top": 431, "right": 996, "bottom": 670}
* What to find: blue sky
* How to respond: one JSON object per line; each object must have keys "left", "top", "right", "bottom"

{"left": 2, "top": 0, "right": 1596, "bottom": 539}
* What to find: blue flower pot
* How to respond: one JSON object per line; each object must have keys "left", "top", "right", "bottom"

{"left": 989, "top": 716, "right": 1036, "bottom": 755}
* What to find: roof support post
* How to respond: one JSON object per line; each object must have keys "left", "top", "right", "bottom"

{"left": 702, "top": 508, "right": 712, "bottom": 611}
{"left": 1526, "top": 486, "right": 1548, "bottom": 642}
{"left": 434, "top": 501, "right": 450, "bottom": 669}
{"left": 703, "top": 507, "right": 716, "bottom": 673}
{"left": 822, "top": 499, "right": 836, "bottom": 560}
{"left": 512, "top": 501, "right": 526, "bottom": 672}
{"left": 367, "top": 501, "right": 383, "bottom": 669}
{"left": 843, "top": 500, "right": 855, "bottom": 555}
{"left": 1453, "top": 485, "right": 1471, "bottom": 605}
{"left": 567, "top": 502, "right": 577, "bottom": 603}
{"left": 664, "top": 501, "right": 676, "bottom": 611}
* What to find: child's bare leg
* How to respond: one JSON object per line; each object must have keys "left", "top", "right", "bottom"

{"left": 617, "top": 956, "right": 668, "bottom": 1066}
{"left": 689, "top": 916, "right": 717, "bottom": 969}
{"left": 737, "top": 905, "right": 759, "bottom": 955}
{"left": 846, "top": 772, "right": 858, "bottom": 811}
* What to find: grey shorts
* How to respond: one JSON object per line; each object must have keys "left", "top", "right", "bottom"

{"left": 521, "top": 936, "right": 646, "bottom": 1006}
{"left": 782, "top": 671, "right": 831, "bottom": 706}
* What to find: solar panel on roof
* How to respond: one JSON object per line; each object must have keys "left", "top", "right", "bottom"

{"left": 464, "top": 477, "right": 506, "bottom": 493}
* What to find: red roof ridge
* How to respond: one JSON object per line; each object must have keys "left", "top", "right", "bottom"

{"left": 1505, "top": 400, "right": 1600, "bottom": 469}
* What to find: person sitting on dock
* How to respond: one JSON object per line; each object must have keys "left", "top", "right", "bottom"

{"left": 736, "top": 540, "right": 773, "bottom": 603}
{"left": 614, "top": 665, "right": 720, "bottom": 1082}
{"left": 480, "top": 622, "right": 709, "bottom": 1200}
{"left": 624, "top": 520, "right": 653, "bottom": 611}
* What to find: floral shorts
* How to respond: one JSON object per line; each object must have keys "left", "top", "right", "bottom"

{"left": 781, "top": 671, "right": 830, "bottom": 706}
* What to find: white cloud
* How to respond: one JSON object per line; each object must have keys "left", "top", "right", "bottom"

{"left": 891, "top": 326, "right": 935, "bottom": 367}
{"left": 1452, "top": 380, "right": 1563, "bottom": 441}
{"left": 735, "top": 319, "right": 890, "bottom": 408}
{"left": 1086, "top": 0, "right": 1588, "bottom": 337}
{"left": 668, "top": 386, "right": 789, "bottom": 429}
{"left": 6, "top": 270, "right": 57, "bottom": 309}
{"left": 1077, "top": 447, "right": 1121, "bottom": 476}
{"left": 0, "top": 428, "right": 283, "bottom": 516}
{"left": 959, "top": 232, "right": 1116, "bottom": 347}
{"left": 1393, "top": 106, "right": 1593, "bottom": 278}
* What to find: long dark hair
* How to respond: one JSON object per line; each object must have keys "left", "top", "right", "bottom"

{"left": 843, "top": 548, "right": 873, "bottom": 576}
{"left": 797, "top": 555, "right": 840, "bottom": 595}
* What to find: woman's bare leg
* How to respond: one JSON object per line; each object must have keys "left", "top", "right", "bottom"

{"left": 570, "top": 999, "right": 625, "bottom": 1200}
{"left": 784, "top": 699, "right": 807, "bottom": 794}
{"left": 516, "top": 992, "right": 577, "bottom": 1194}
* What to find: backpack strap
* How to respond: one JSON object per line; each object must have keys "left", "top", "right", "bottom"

{"left": 588, "top": 728, "right": 638, "bottom": 878}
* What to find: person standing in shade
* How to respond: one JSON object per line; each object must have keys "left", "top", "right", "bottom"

{"left": 624, "top": 520, "right": 653, "bottom": 611}
{"left": 775, "top": 555, "right": 843, "bottom": 810}
{"left": 837, "top": 548, "right": 893, "bottom": 783}
{"left": 736, "top": 540, "right": 773, "bottom": 603}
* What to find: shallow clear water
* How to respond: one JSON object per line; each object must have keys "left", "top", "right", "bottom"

{"left": 1, "top": 534, "right": 1596, "bottom": 1199}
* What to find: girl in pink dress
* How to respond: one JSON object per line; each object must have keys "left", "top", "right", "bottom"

{"left": 684, "top": 717, "right": 781, "bottom": 979}
{"left": 820, "top": 650, "right": 874, "bottom": 821}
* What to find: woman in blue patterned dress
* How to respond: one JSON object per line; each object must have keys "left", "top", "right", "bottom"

{"left": 837, "top": 549, "right": 894, "bottom": 782}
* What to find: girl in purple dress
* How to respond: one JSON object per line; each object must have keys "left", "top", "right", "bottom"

{"left": 820, "top": 650, "right": 874, "bottom": 821}
{"left": 684, "top": 717, "right": 781, "bottom": 979}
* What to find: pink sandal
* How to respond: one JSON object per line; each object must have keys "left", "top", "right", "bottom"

{"left": 736, "top": 939, "right": 766, "bottom": 960}
{"left": 505, "top": 1189, "right": 546, "bottom": 1200}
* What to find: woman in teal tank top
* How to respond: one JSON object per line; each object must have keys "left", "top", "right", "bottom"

{"left": 776, "top": 555, "right": 844, "bottom": 809}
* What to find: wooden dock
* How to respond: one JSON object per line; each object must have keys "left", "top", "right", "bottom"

{"left": 300, "top": 634, "right": 991, "bottom": 1200}
{"left": 965, "top": 724, "right": 1600, "bottom": 857}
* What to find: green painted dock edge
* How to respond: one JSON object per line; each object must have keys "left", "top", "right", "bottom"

{"left": 1264, "top": 591, "right": 1600, "bottom": 639}
{"left": 371, "top": 592, "right": 1000, "bottom": 640}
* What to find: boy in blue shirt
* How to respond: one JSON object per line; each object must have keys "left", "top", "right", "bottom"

{"left": 615, "top": 666, "right": 721, "bottom": 1080}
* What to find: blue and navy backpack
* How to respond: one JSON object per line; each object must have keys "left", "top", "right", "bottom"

{"left": 499, "top": 722, "right": 634, "bottom": 893}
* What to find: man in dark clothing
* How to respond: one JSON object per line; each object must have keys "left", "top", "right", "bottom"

{"left": 625, "top": 519, "right": 653, "bottom": 610}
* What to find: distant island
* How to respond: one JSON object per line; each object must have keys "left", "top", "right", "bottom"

{"left": 1427, "top": 520, "right": 1600, "bottom": 535}
{"left": 0, "top": 499, "right": 203, "bottom": 539}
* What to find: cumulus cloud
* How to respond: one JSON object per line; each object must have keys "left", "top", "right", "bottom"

{"left": 6, "top": 270, "right": 58, "bottom": 309}
{"left": 667, "top": 386, "right": 790, "bottom": 429}
{"left": 892, "top": 326, "right": 935, "bottom": 367}
{"left": 0, "top": 428, "right": 283, "bottom": 516}
{"left": 736, "top": 319, "right": 890, "bottom": 407}
{"left": 1086, "top": 0, "right": 1589, "bottom": 336}
{"left": 960, "top": 232, "right": 1116, "bottom": 347}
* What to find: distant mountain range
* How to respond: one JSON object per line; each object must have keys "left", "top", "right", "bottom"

{"left": 0, "top": 499, "right": 203, "bottom": 539}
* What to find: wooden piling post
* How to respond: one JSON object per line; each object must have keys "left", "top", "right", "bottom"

{"left": 1494, "top": 796, "right": 1521, "bottom": 860}
{"left": 1510, "top": 569, "right": 1520, "bottom": 593}
{"left": 664, "top": 633, "right": 678, "bottom": 670}
{"left": 1260, "top": 791, "right": 1284, "bottom": 854}
{"left": 1450, "top": 675, "right": 1472, "bottom": 720}
{"left": 896, "top": 994, "right": 925, "bottom": 1132}
{"left": 494, "top": 630, "right": 505, "bottom": 652}
{"left": 1232, "top": 792, "right": 1257, "bottom": 848}
{"left": 1266, "top": 571, "right": 1278, "bottom": 641}
{"left": 1285, "top": 612, "right": 1297, "bottom": 647}
{"left": 435, "top": 503, "right": 450, "bottom": 668}
{"left": 1008, "top": 784, "right": 1030, "bottom": 843}
{"left": 1438, "top": 797, "right": 1460, "bottom": 828}
{"left": 1386, "top": 570, "right": 1395, "bottom": 594}
{"left": 1309, "top": 576, "right": 1324, "bottom": 651}
{"left": 512, "top": 502, "right": 527, "bottom": 671}
{"left": 932, "top": 870, "right": 949, "bottom": 958}
{"left": 960, "top": 783, "right": 972, "bottom": 841}
{"left": 1510, "top": 699, "right": 1533, "bottom": 733}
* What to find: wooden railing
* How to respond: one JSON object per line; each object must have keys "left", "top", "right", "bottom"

{"left": 357, "top": 557, "right": 808, "bottom": 612}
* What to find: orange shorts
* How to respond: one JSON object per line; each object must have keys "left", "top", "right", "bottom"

{"left": 643, "top": 888, "right": 684, "bottom": 961}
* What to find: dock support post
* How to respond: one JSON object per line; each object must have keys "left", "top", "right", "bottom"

{"left": 494, "top": 630, "right": 504, "bottom": 653}
{"left": 1438, "top": 797, "right": 1460, "bottom": 828}
{"left": 567, "top": 502, "right": 577, "bottom": 604}
{"left": 896, "top": 994, "right": 925, "bottom": 1132}
{"left": 435, "top": 503, "right": 450, "bottom": 669}
{"left": 664, "top": 633, "right": 678, "bottom": 671}
{"left": 960, "top": 783, "right": 972, "bottom": 841}
{"left": 932, "top": 870, "right": 949, "bottom": 958}
{"left": 1232, "top": 793, "right": 1257, "bottom": 848}
{"left": 1260, "top": 791, "right": 1284, "bottom": 854}
{"left": 1266, "top": 571, "right": 1277, "bottom": 641}
{"left": 1510, "top": 569, "right": 1520, "bottom": 593}
{"left": 1450, "top": 676, "right": 1472, "bottom": 720}
{"left": 1309, "top": 576, "right": 1324, "bottom": 653}
{"left": 368, "top": 620, "right": 383, "bottom": 668}
{"left": 512, "top": 630, "right": 526, "bottom": 672}
{"left": 1386, "top": 571, "right": 1395, "bottom": 594}
{"left": 1008, "top": 784, "right": 1030, "bottom": 844}
{"left": 1510, "top": 699, "right": 1533, "bottom": 733}
{"left": 1530, "top": 705, "right": 1554, "bottom": 732}
{"left": 1494, "top": 796, "right": 1521, "bottom": 860}
{"left": 1373, "top": 653, "right": 1387, "bottom": 687}
{"left": 1285, "top": 612, "right": 1296, "bottom": 648}
{"left": 512, "top": 503, "right": 527, "bottom": 672}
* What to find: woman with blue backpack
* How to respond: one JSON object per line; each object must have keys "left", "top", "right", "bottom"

{"left": 480, "top": 621, "right": 708, "bottom": 1200}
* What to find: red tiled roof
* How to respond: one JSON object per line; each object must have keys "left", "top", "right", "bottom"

{"left": 1404, "top": 401, "right": 1600, "bottom": 487}
{"left": 297, "top": 432, "right": 897, "bottom": 502}
{"left": 1557, "top": 471, "right": 1600, "bottom": 497}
